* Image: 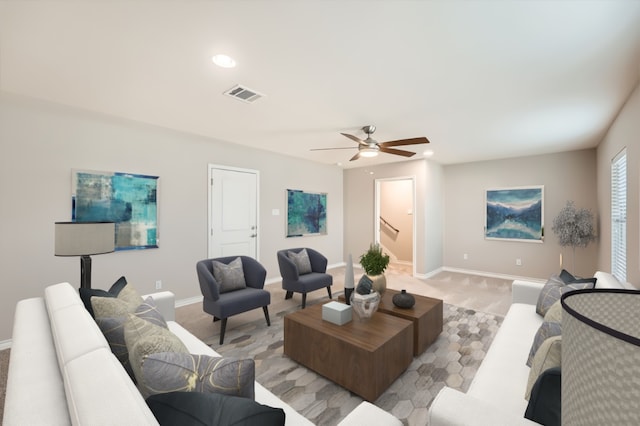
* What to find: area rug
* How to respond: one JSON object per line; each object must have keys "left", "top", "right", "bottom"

{"left": 210, "top": 300, "right": 503, "bottom": 426}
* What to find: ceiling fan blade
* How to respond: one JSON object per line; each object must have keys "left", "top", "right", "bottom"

{"left": 349, "top": 152, "right": 362, "bottom": 161}
{"left": 379, "top": 147, "right": 416, "bottom": 157}
{"left": 379, "top": 137, "right": 430, "bottom": 147}
{"left": 341, "top": 133, "right": 367, "bottom": 146}
{"left": 310, "top": 147, "right": 357, "bottom": 151}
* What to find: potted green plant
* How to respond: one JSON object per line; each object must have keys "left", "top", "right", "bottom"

{"left": 551, "top": 201, "right": 596, "bottom": 273}
{"left": 359, "top": 243, "right": 390, "bottom": 294}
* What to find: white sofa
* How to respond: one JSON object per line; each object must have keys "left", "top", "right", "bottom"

{"left": 3, "top": 282, "right": 401, "bottom": 426}
{"left": 428, "top": 271, "right": 632, "bottom": 426}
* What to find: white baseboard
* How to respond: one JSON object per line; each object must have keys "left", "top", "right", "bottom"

{"left": 441, "top": 266, "right": 544, "bottom": 283}
{"left": 175, "top": 295, "right": 203, "bottom": 308}
{"left": 415, "top": 267, "right": 444, "bottom": 280}
{"left": 0, "top": 339, "right": 12, "bottom": 350}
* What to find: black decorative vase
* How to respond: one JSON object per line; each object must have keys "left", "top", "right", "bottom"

{"left": 392, "top": 289, "right": 415, "bottom": 309}
{"left": 344, "top": 288, "right": 354, "bottom": 305}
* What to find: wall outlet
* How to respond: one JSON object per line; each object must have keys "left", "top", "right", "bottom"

{"left": 516, "top": 258, "right": 522, "bottom": 266}
{"left": 155, "top": 280, "right": 162, "bottom": 290}
{"left": 463, "top": 253, "right": 468, "bottom": 260}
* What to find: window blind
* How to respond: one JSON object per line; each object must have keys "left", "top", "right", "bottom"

{"left": 611, "top": 148, "right": 627, "bottom": 283}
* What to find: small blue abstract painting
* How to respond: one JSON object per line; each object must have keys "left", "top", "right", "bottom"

{"left": 286, "top": 189, "right": 327, "bottom": 237}
{"left": 72, "top": 170, "right": 159, "bottom": 250}
{"left": 485, "top": 186, "right": 543, "bottom": 242}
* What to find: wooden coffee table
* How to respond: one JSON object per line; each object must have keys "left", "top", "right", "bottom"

{"left": 339, "top": 289, "right": 443, "bottom": 356}
{"left": 378, "top": 289, "right": 443, "bottom": 356}
{"left": 283, "top": 303, "right": 413, "bottom": 402}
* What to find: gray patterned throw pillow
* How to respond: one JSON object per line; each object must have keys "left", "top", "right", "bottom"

{"left": 527, "top": 320, "right": 562, "bottom": 367}
{"left": 212, "top": 257, "right": 247, "bottom": 293}
{"left": 141, "top": 352, "right": 255, "bottom": 399}
{"left": 95, "top": 296, "right": 167, "bottom": 379}
{"left": 288, "top": 249, "right": 312, "bottom": 275}
{"left": 124, "top": 315, "right": 189, "bottom": 396}
{"left": 535, "top": 275, "right": 593, "bottom": 317}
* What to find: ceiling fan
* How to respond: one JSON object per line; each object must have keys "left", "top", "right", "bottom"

{"left": 311, "top": 125, "right": 430, "bottom": 161}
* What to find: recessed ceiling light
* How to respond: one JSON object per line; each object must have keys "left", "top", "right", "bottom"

{"left": 212, "top": 54, "right": 236, "bottom": 68}
{"left": 423, "top": 150, "right": 434, "bottom": 157}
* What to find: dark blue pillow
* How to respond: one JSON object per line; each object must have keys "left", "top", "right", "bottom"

{"left": 525, "top": 367, "right": 561, "bottom": 426}
{"left": 146, "top": 391, "right": 286, "bottom": 426}
{"left": 559, "top": 269, "right": 597, "bottom": 287}
{"left": 79, "top": 276, "right": 127, "bottom": 317}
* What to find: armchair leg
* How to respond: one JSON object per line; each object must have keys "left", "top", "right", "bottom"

{"left": 263, "top": 306, "right": 271, "bottom": 326}
{"left": 219, "top": 318, "right": 228, "bottom": 345}
{"left": 285, "top": 291, "right": 293, "bottom": 300}
{"left": 302, "top": 293, "right": 307, "bottom": 309}
{"left": 327, "top": 286, "right": 332, "bottom": 299}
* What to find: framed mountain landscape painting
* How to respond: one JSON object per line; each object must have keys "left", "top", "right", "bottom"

{"left": 485, "top": 186, "right": 544, "bottom": 242}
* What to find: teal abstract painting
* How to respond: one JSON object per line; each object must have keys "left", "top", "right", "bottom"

{"left": 286, "top": 189, "right": 327, "bottom": 237}
{"left": 485, "top": 186, "right": 543, "bottom": 242}
{"left": 72, "top": 170, "right": 159, "bottom": 250}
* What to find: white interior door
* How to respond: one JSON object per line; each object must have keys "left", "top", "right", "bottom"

{"left": 208, "top": 165, "right": 259, "bottom": 259}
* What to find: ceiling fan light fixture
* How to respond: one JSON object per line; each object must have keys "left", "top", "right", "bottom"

{"left": 359, "top": 146, "right": 379, "bottom": 158}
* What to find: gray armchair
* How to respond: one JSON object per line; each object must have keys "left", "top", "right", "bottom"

{"left": 196, "top": 256, "right": 271, "bottom": 344}
{"left": 277, "top": 248, "right": 333, "bottom": 308}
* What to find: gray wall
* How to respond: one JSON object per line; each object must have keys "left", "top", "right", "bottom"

{"left": 0, "top": 93, "right": 344, "bottom": 343}
{"left": 596, "top": 83, "right": 640, "bottom": 285}
{"left": 443, "top": 149, "right": 598, "bottom": 279}
{"left": 344, "top": 159, "right": 444, "bottom": 275}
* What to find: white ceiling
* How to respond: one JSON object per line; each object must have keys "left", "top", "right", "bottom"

{"left": 2, "top": 1, "right": 639, "bottom": 168}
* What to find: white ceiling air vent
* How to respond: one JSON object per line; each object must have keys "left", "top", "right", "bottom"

{"left": 223, "top": 84, "right": 264, "bottom": 103}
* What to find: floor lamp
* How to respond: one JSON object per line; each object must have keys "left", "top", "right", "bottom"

{"left": 55, "top": 221, "right": 115, "bottom": 289}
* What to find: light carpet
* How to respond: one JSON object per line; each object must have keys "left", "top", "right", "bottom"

{"left": 212, "top": 299, "right": 502, "bottom": 425}
{"left": 178, "top": 268, "right": 512, "bottom": 425}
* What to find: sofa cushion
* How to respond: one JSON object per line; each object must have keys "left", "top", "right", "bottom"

{"left": 45, "top": 284, "right": 110, "bottom": 370}
{"left": 146, "top": 391, "right": 286, "bottom": 426}
{"left": 95, "top": 297, "right": 167, "bottom": 379}
{"left": 288, "top": 249, "right": 312, "bottom": 275}
{"left": 535, "top": 275, "right": 593, "bottom": 316}
{"left": 466, "top": 303, "right": 541, "bottom": 418}
{"left": 79, "top": 276, "right": 128, "bottom": 317}
{"left": 594, "top": 271, "right": 629, "bottom": 289}
{"left": 64, "top": 348, "right": 159, "bottom": 425}
{"left": 212, "top": 257, "right": 247, "bottom": 293}
{"left": 527, "top": 321, "right": 562, "bottom": 367}
{"left": 525, "top": 336, "right": 561, "bottom": 399}
{"left": 125, "top": 315, "right": 189, "bottom": 396}
{"left": 524, "top": 367, "right": 561, "bottom": 426}
{"left": 141, "top": 352, "right": 255, "bottom": 399}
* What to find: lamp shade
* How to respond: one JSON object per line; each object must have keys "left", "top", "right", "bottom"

{"left": 561, "top": 289, "right": 640, "bottom": 425}
{"left": 54, "top": 222, "right": 115, "bottom": 256}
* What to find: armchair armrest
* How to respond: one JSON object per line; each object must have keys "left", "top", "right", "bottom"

{"left": 277, "top": 251, "right": 299, "bottom": 280}
{"left": 511, "top": 279, "right": 545, "bottom": 305}
{"left": 143, "top": 291, "right": 175, "bottom": 322}
{"left": 428, "top": 388, "right": 537, "bottom": 426}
